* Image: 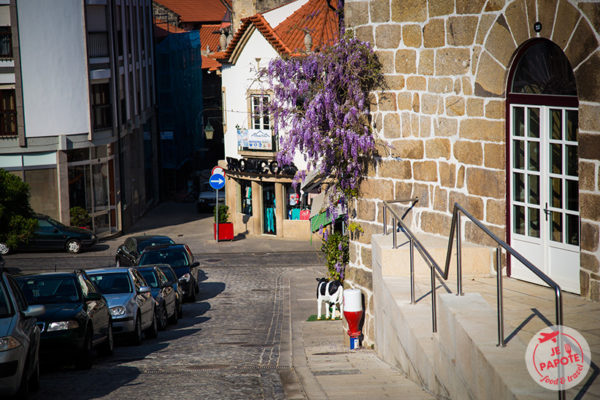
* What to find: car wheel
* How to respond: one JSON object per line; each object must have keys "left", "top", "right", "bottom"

{"left": 0, "top": 243, "right": 9, "bottom": 255}
{"left": 66, "top": 239, "right": 82, "bottom": 254}
{"left": 99, "top": 322, "right": 114, "bottom": 356}
{"left": 76, "top": 330, "right": 94, "bottom": 369}
{"left": 131, "top": 314, "right": 143, "bottom": 345}
{"left": 145, "top": 310, "right": 158, "bottom": 339}
{"left": 29, "top": 355, "right": 40, "bottom": 392}
{"left": 157, "top": 305, "right": 167, "bottom": 330}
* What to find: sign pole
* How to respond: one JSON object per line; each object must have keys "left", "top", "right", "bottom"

{"left": 216, "top": 188, "right": 219, "bottom": 243}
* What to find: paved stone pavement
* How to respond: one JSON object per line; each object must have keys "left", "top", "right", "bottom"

{"left": 6, "top": 202, "right": 432, "bottom": 399}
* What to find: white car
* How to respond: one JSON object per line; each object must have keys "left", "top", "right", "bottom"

{"left": 196, "top": 183, "right": 225, "bottom": 212}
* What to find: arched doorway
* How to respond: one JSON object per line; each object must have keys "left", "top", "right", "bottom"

{"left": 507, "top": 39, "right": 580, "bottom": 293}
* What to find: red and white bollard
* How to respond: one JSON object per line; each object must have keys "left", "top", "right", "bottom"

{"left": 343, "top": 289, "right": 363, "bottom": 350}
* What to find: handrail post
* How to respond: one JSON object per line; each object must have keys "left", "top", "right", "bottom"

{"left": 392, "top": 217, "right": 397, "bottom": 249}
{"left": 456, "top": 212, "right": 463, "bottom": 296}
{"left": 383, "top": 205, "right": 387, "bottom": 235}
{"left": 410, "top": 237, "right": 415, "bottom": 304}
{"left": 496, "top": 247, "right": 505, "bottom": 347}
{"left": 431, "top": 259, "right": 437, "bottom": 332}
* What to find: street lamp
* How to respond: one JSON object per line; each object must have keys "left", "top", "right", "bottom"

{"left": 204, "top": 119, "right": 215, "bottom": 140}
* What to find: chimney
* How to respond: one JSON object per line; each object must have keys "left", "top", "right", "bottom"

{"left": 231, "top": 0, "right": 256, "bottom": 34}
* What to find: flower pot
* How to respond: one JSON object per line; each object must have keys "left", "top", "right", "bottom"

{"left": 214, "top": 223, "right": 234, "bottom": 240}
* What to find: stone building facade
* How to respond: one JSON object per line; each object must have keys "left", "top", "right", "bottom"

{"left": 344, "top": 0, "right": 600, "bottom": 346}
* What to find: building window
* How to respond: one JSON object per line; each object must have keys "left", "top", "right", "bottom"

{"left": 0, "top": 27, "right": 11, "bottom": 58}
{"left": 0, "top": 90, "right": 16, "bottom": 136}
{"left": 88, "top": 32, "right": 109, "bottom": 58}
{"left": 251, "top": 95, "right": 270, "bottom": 130}
{"left": 91, "top": 83, "right": 112, "bottom": 130}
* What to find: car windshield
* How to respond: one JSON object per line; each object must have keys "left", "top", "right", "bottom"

{"left": 139, "top": 249, "right": 189, "bottom": 268}
{"left": 89, "top": 273, "right": 132, "bottom": 294}
{"left": 159, "top": 267, "right": 176, "bottom": 282}
{"left": 0, "top": 281, "right": 13, "bottom": 318}
{"left": 137, "top": 237, "right": 174, "bottom": 253}
{"left": 139, "top": 270, "right": 159, "bottom": 288}
{"left": 17, "top": 276, "right": 80, "bottom": 304}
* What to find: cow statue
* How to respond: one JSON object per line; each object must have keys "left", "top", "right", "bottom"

{"left": 316, "top": 278, "right": 343, "bottom": 320}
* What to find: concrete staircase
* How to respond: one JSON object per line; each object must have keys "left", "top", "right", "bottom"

{"left": 371, "top": 233, "right": 600, "bottom": 400}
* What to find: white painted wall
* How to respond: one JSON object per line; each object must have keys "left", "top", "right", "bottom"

{"left": 263, "top": 0, "right": 308, "bottom": 28}
{"left": 17, "top": 0, "right": 91, "bottom": 137}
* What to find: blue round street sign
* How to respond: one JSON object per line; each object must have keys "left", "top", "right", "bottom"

{"left": 209, "top": 173, "right": 225, "bottom": 190}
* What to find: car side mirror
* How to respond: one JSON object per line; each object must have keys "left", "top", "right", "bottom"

{"left": 85, "top": 292, "right": 102, "bottom": 301}
{"left": 191, "top": 262, "right": 200, "bottom": 268}
{"left": 23, "top": 304, "right": 45, "bottom": 318}
{"left": 138, "top": 286, "right": 151, "bottom": 294}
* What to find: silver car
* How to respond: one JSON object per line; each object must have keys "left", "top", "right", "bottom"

{"left": 87, "top": 267, "right": 157, "bottom": 345}
{"left": 0, "top": 269, "right": 44, "bottom": 397}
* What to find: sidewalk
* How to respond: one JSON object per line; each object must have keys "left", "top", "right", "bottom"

{"left": 286, "top": 266, "right": 434, "bottom": 400}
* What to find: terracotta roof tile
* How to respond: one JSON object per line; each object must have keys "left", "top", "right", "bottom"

{"left": 200, "top": 24, "right": 222, "bottom": 52}
{"left": 153, "top": 19, "right": 189, "bottom": 39}
{"left": 202, "top": 54, "right": 222, "bottom": 71}
{"left": 154, "top": 0, "right": 230, "bottom": 23}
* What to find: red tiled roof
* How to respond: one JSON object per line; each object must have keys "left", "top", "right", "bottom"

{"left": 200, "top": 24, "right": 222, "bottom": 52}
{"left": 202, "top": 54, "right": 222, "bottom": 71}
{"left": 218, "top": 0, "right": 339, "bottom": 63}
{"left": 154, "top": 0, "right": 230, "bottom": 23}
{"left": 153, "top": 19, "right": 189, "bottom": 39}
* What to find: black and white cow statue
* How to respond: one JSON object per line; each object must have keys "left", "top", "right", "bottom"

{"left": 316, "top": 278, "right": 343, "bottom": 320}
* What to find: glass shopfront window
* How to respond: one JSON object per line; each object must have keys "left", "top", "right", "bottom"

{"left": 285, "top": 184, "right": 301, "bottom": 220}
{"left": 240, "top": 180, "right": 252, "bottom": 215}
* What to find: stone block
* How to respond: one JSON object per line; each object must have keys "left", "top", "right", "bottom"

{"left": 385, "top": 75, "right": 405, "bottom": 91}
{"left": 551, "top": 0, "right": 579, "bottom": 49}
{"left": 462, "top": 77, "right": 473, "bottom": 95}
{"left": 434, "top": 186, "right": 448, "bottom": 212}
{"left": 581, "top": 252, "right": 599, "bottom": 274}
{"left": 579, "top": 133, "right": 600, "bottom": 161}
{"left": 397, "top": 92, "right": 412, "bottom": 110}
{"left": 483, "top": 143, "right": 505, "bottom": 169}
{"left": 359, "top": 178, "right": 394, "bottom": 200}
{"left": 376, "top": 24, "right": 402, "bottom": 48}
{"left": 434, "top": 117, "right": 458, "bottom": 137}
{"left": 345, "top": 265, "right": 373, "bottom": 290}
{"left": 439, "top": 161, "right": 456, "bottom": 188}
{"left": 349, "top": 242, "right": 359, "bottom": 263}
{"left": 579, "top": 161, "right": 596, "bottom": 191}
{"left": 485, "top": 99, "right": 504, "bottom": 119}
{"left": 413, "top": 161, "right": 438, "bottom": 182}
{"left": 355, "top": 26, "right": 374, "bottom": 44}
{"left": 401, "top": 111, "right": 414, "bottom": 136}
{"left": 447, "top": 16, "right": 478, "bottom": 46}
{"left": 456, "top": 0, "right": 485, "bottom": 14}
{"left": 454, "top": 140, "right": 483, "bottom": 166}
{"left": 590, "top": 280, "right": 600, "bottom": 302}
{"left": 373, "top": 112, "right": 383, "bottom": 135}
{"left": 574, "top": 51, "right": 600, "bottom": 102}
{"left": 421, "top": 93, "right": 440, "bottom": 115}
{"left": 474, "top": 51, "right": 506, "bottom": 97}
{"left": 375, "top": 50, "right": 395, "bottom": 74}
{"left": 424, "top": 19, "right": 445, "bottom": 48}
{"left": 504, "top": 0, "right": 530, "bottom": 46}
{"left": 395, "top": 49, "right": 417, "bottom": 74}
{"left": 459, "top": 118, "right": 504, "bottom": 142}
{"left": 406, "top": 76, "right": 426, "bottom": 91}
{"left": 428, "top": 77, "right": 454, "bottom": 93}
{"left": 464, "top": 220, "right": 506, "bottom": 247}
{"left": 346, "top": 1, "right": 369, "bottom": 26}
{"left": 466, "top": 167, "right": 505, "bottom": 198}
{"left": 418, "top": 49, "right": 434, "bottom": 75}
{"left": 467, "top": 98, "right": 484, "bottom": 117}
{"left": 435, "top": 48, "right": 471, "bottom": 76}
{"left": 476, "top": 14, "right": 496, "bottom": 45}
{"left": 486, "top": 198, "right": 505, "bottom": 225}
{"left": 581, "top": 221, "right": 600, "bottom": 252}
{"left": 449, "top": 191, "right": 484, "bottom": 220}
{"left": 579, "top": 3, "right": 600, "bottom": 39}
{"left": 580, "top": 269, "right": 590, "bottom": 297}
{"left": 412, "top": 183, "right": 430, "bottom": 207}
{"left": 566, "top": 18, "right": 599, "bottom": 72}
{"left": 453, "top": 78, "right": 461, "bottom": 94}
{"left": 421, "top": 211, "right": 452, "bottom": 236}
{"left": 395, "top": 181, "right": 413, "bottom": 199}
{"left": 426, "top": 138, "right": 451, "bottom": 159}
{"left": 383, "top": 113, "right": 401, "bottom": 138}
{"left": 379, "top": 92, "right": 397, "bottom": 111}
{"left": 429, "top": 0, "right": 453, "bottom": 17}
{"left": 538, "top": 0, "right": 558, "bottom": 39}
{"left": 485, "top": 0, "right": 505, "bottom": 11}
{"left": 471, "top": 46, "right": 481, "bottom": 75}
{"left": 361, "top": 247, "right": 373, "bottom": 270}
{"left": 445, "top": 96, "right": 465, "bottom": 116}
{"left": 402, "top": 24, "right": 422, "bottom": 47}
{"left": 357, "top": 198, "right": 376, "bottom": 221}
{"left": 353, "top": 221, "right": 379, "bottom": 245}
{"left": 379, "top": 159, "right": 412, "bottom": 179}
{"left": 391, "top": 0, "right": 427, "bottom": 22}
{"left": 457, "top": 165, "right": 465, "bottom": 188}
{"left": 420, "top": 116, "right": 432, "bottom": 138}
{"left": 580, "top": 103, "right": 600, "bottom": 132}
{"left": 370, "top": 0, "right": 390, "bottom": 23}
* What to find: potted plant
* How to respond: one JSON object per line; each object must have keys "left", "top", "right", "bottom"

{"left": 213, "top": 204, "right": 234, "bottom": 240}
{"left": 70, "top": 206, "right": 91, "bottom": 229}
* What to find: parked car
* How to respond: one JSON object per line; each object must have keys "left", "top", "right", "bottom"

{"left": 133, "top": 266, "right": 177, "bottom": 330}
{"left": 16, "top": 270, "right": 113, "bottom": 369}
{"left": 156, "top": 264, "right": 183, "bottom": 319}
{"left": 0, "top": 268, "right": 44, "bottom": 397}
{"left": 196, "top": 182, "right": 225, "bottom": 213}
{"left": 138, "top": 244, "right": 200, "bottom": 302}
{"left": 0, "top": 214, "right": 97, "bottom": 255}
{"left": 115, "top": 235, "right": 175, "bottom": 267}
{"left": 87, "top": 267, "right": 157, "bottom": 345}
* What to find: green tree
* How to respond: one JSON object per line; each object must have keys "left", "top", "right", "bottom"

{"left": 0, "top": 169, "right": 37, "bottom": 252}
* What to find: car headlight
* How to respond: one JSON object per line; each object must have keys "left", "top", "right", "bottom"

{"left": 110, "top": 306, "right": 126, "bottom": 317}
{"left": 178, "top": 273, "right": 191, "bottom": 282}
{"left": 47, "top": 320, "right": 80, "bottom": 331}
{"left": 0, "top": 336, "right": 21, "bottom": 351}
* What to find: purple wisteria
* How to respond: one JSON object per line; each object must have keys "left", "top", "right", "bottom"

{"left": 263, "top": 36, "right": 383, "bottom": 215}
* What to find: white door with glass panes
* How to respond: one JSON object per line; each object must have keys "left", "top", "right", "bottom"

{"left": 510, "top": 105, "right": 580, "bottom": 293}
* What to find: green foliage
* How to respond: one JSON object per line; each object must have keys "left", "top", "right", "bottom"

{"left": 70, "top": 206, "right": 91, "bottom": 228}
{"left": 214, "top": 204, "right": 230, "bottom": 223}
{"left": 0, "top": 169, "right": 37, "bottom": 249}
{"left": 321, "top": 231, "right": 349, "bottom": 281}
